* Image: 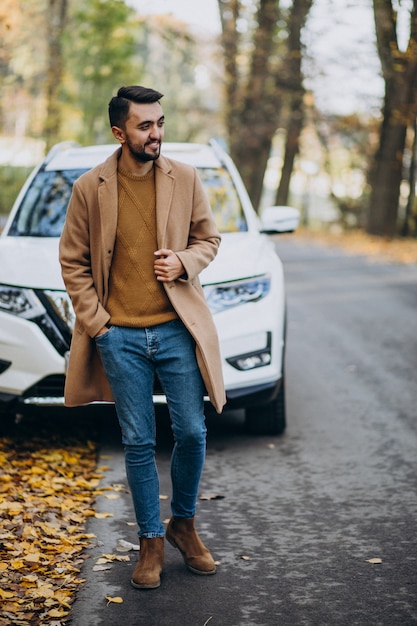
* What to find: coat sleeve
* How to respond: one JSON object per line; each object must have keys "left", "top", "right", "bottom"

{"left": 174, "top": 168, "right": 221, "bottom": 281}
{"left": 59, "top": 180, "right": 110, "bottom": 338}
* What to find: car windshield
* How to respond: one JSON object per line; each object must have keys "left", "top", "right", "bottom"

{"left": 8, "top": 165, "right": 247, "bottom": 237}
{"left": 8, "top": 169, "right": 85, "bottom": 237}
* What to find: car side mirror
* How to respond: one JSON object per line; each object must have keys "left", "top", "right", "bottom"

{"left": 260, "top": 205, "right": 300, "bottom": 234}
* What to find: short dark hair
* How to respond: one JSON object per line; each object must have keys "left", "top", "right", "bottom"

{"left": 108, "top": 86, "right": 164, "bottom": 128}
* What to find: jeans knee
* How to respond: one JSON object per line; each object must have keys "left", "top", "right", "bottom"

{"left": 124, "top": 443, "right": 156, "bottom": 467}
{"left": 174, "top": 423, "right": 206, "bottom": 449}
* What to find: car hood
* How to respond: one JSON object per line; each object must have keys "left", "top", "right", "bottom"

{"left": 0, "top": 237, "right": 65, "bottom": 290}
{"left": 201, "top": 232, "right": 279, "bottom": 284}
{"left": 0, "top": 232, "right": 278, "bottom": 291}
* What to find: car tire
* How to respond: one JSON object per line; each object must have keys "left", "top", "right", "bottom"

{"left": 244, "top": 375, "right": 286, "bottom": 436}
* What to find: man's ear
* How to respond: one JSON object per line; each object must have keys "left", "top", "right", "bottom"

{"left": 111, "top": 125, "right": 125, "bottom": 144}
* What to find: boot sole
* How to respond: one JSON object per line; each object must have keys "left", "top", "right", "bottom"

{"left": 166, "top": 534, "right": 216, "bottom": 576}
{"left": 130, "top": 578, "right": 161, "bottom": 590}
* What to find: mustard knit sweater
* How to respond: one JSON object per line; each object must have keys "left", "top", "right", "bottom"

{"left": 106, "top": 165, "right": 177, "bottom": 327}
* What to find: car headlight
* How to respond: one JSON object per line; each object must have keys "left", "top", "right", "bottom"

{"left": 203, "top": 275, "right": 271, "bottom": 314}
{"left": 0, "top": 285, "right": 45, "bottom": 319}
{"left": 43, "top": 290, "right": 75, "bottom": 333}
{"left": 0, "top": 285, "right": 72, "bottom": 356}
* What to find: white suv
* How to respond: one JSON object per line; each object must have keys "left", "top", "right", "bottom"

{"left": 0, "top": 140, "right": 298, "bottom": 434}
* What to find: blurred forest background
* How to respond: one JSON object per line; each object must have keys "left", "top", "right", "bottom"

{"left": 1, "top": 0, "right": 417, "bottom": 239}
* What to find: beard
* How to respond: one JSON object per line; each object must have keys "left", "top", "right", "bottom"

{"left": 125, "top": 135, "right": 161, "bottom": 163}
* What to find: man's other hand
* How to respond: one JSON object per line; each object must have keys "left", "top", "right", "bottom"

{"left": 154, "top": 249, "right": 185, "bottom": 282}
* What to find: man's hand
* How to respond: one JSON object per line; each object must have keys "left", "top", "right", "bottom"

{"left": 95, "top": 326, "right": 109, "bottom": 337}
{"left": 154, "top": 249, "right": 185, "bottom": 282}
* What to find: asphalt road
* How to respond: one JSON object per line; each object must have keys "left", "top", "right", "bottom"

{"left": 70, "top": 236, "right": 417, "bottom": 626}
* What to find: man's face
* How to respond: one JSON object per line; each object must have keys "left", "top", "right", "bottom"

{"left": 114, "top": 101, "right": 165, "bottom": 163}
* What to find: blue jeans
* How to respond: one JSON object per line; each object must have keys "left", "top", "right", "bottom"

{"left": 95, "top": 320, "right": 207, "bottom": 538}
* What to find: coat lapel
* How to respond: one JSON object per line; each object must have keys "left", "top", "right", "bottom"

{"left": 97, "top": 150, "right": 119, "bottom": 283}
{"left": 155, "top": 157, "right": 175, "bottom": 247}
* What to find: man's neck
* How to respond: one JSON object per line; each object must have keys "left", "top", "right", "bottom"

{"left": 118, "top": 150, "right": 155, "bottom": 176}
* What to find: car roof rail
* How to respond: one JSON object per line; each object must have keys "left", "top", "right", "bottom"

{"left": 43, "top": 141, "right": 80, "bottom": 166}
{"left": 209, "top": 137, "right": 240, "bottom": 172}
{"left": 208, "top": 137, "right": 229, "bottom": 159}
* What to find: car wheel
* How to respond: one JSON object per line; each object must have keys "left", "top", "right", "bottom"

{"left": 245, "top": 376, "right": 286, "bottom": 436}
{"left": 0, "top": 405, "right": 19, "bottom": 430}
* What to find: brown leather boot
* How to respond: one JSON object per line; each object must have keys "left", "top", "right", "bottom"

{"left": 131, "top": 536, "right": 164, "bottom": 589}
{"left": 166, "top": 516, "right": 216, "bottom": 575}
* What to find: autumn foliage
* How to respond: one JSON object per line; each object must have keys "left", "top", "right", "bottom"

{"left": 0, "top": 417, "right": 101, "bottom": 625}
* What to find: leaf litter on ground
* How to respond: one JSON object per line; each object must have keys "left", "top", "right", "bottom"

{"left": 292, "top": 227, "right": 417, "bottom": 265}
{"left": 0, "top": 411, "right": 109, "bottom": 625}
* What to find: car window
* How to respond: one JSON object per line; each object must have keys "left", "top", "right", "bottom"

{"left": 198, "top": 167, "right": 247, "bottom": 233}
{"left": 8, "top": 170, "right": 85, "bottom": 237}
{"left": 8, "top": 164, "right": 247, "bottom": 237}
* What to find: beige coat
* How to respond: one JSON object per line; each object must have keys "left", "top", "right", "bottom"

{"left": 59, "top": 148, "right": 226, "bottom": 413}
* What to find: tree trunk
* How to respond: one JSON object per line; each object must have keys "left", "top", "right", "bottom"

{"left": 219, "top": 0, "right": 240, "bottom": 141}
{"left": 276, "top": 93, "right": 303, "bottom": 206}
{"left": 218, "top": 0, "right": 313, "bottom": 212}
{"left": 368, "top": 0, "right": 417, "bottom": 236}
{"left": 219, "top": 0, "right": 282, "bottom": 211}
{"left": 275, "top": 0, "right": 313, "bottom": 206}
{"left": 401, "top": 119, "right": 417, "bottom": 236}
{"left": 231, "top": 0, "right": 282, "bottom": 211}
{"left": 44, "top": 0, "right": 68, "bottom": 151}
{"left": 368, "top": 85, "right": 409, "bottom": 236}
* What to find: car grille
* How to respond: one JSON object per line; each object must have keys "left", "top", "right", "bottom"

{"left": 23, "top": 375, "right": 66, "bottom": 399}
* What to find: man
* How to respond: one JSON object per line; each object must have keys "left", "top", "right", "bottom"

{"left": 59, "top": 85, "right": 225, "bottom": 590}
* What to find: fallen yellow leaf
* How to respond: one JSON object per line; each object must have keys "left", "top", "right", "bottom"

{"left": 96, "top": 557, "right": 113, "bottom": 564}
{"left": 23, "top": 552, "right": 42, "bottom": 563}
{"left": 31, "top": 584, "right": 55, "bottom": 599}
{"left": 21, "top": 574, "right": 38, "bottom": 583}
{"left": 106, "top": 595, "right": 124, "bottom": 605}
{"left": 108, "top": 483, "right": 127, "bottom": 492}
{"left": 0, "top": 500, "right": 23, "bottom": 512}
{"left": 30, "top": 466, "right": 45, "bottom": 475}
{"left": 1, "top": 602, "right": 22, "bottom": 613}
{"left": 48, "top": 608, "right": 69, "bottom": 617}
{"left": 22, "top": 525, "right": 39, "bottom": 539}
{"left": 53, "top": 589, "right": 72, "bottom": 609}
